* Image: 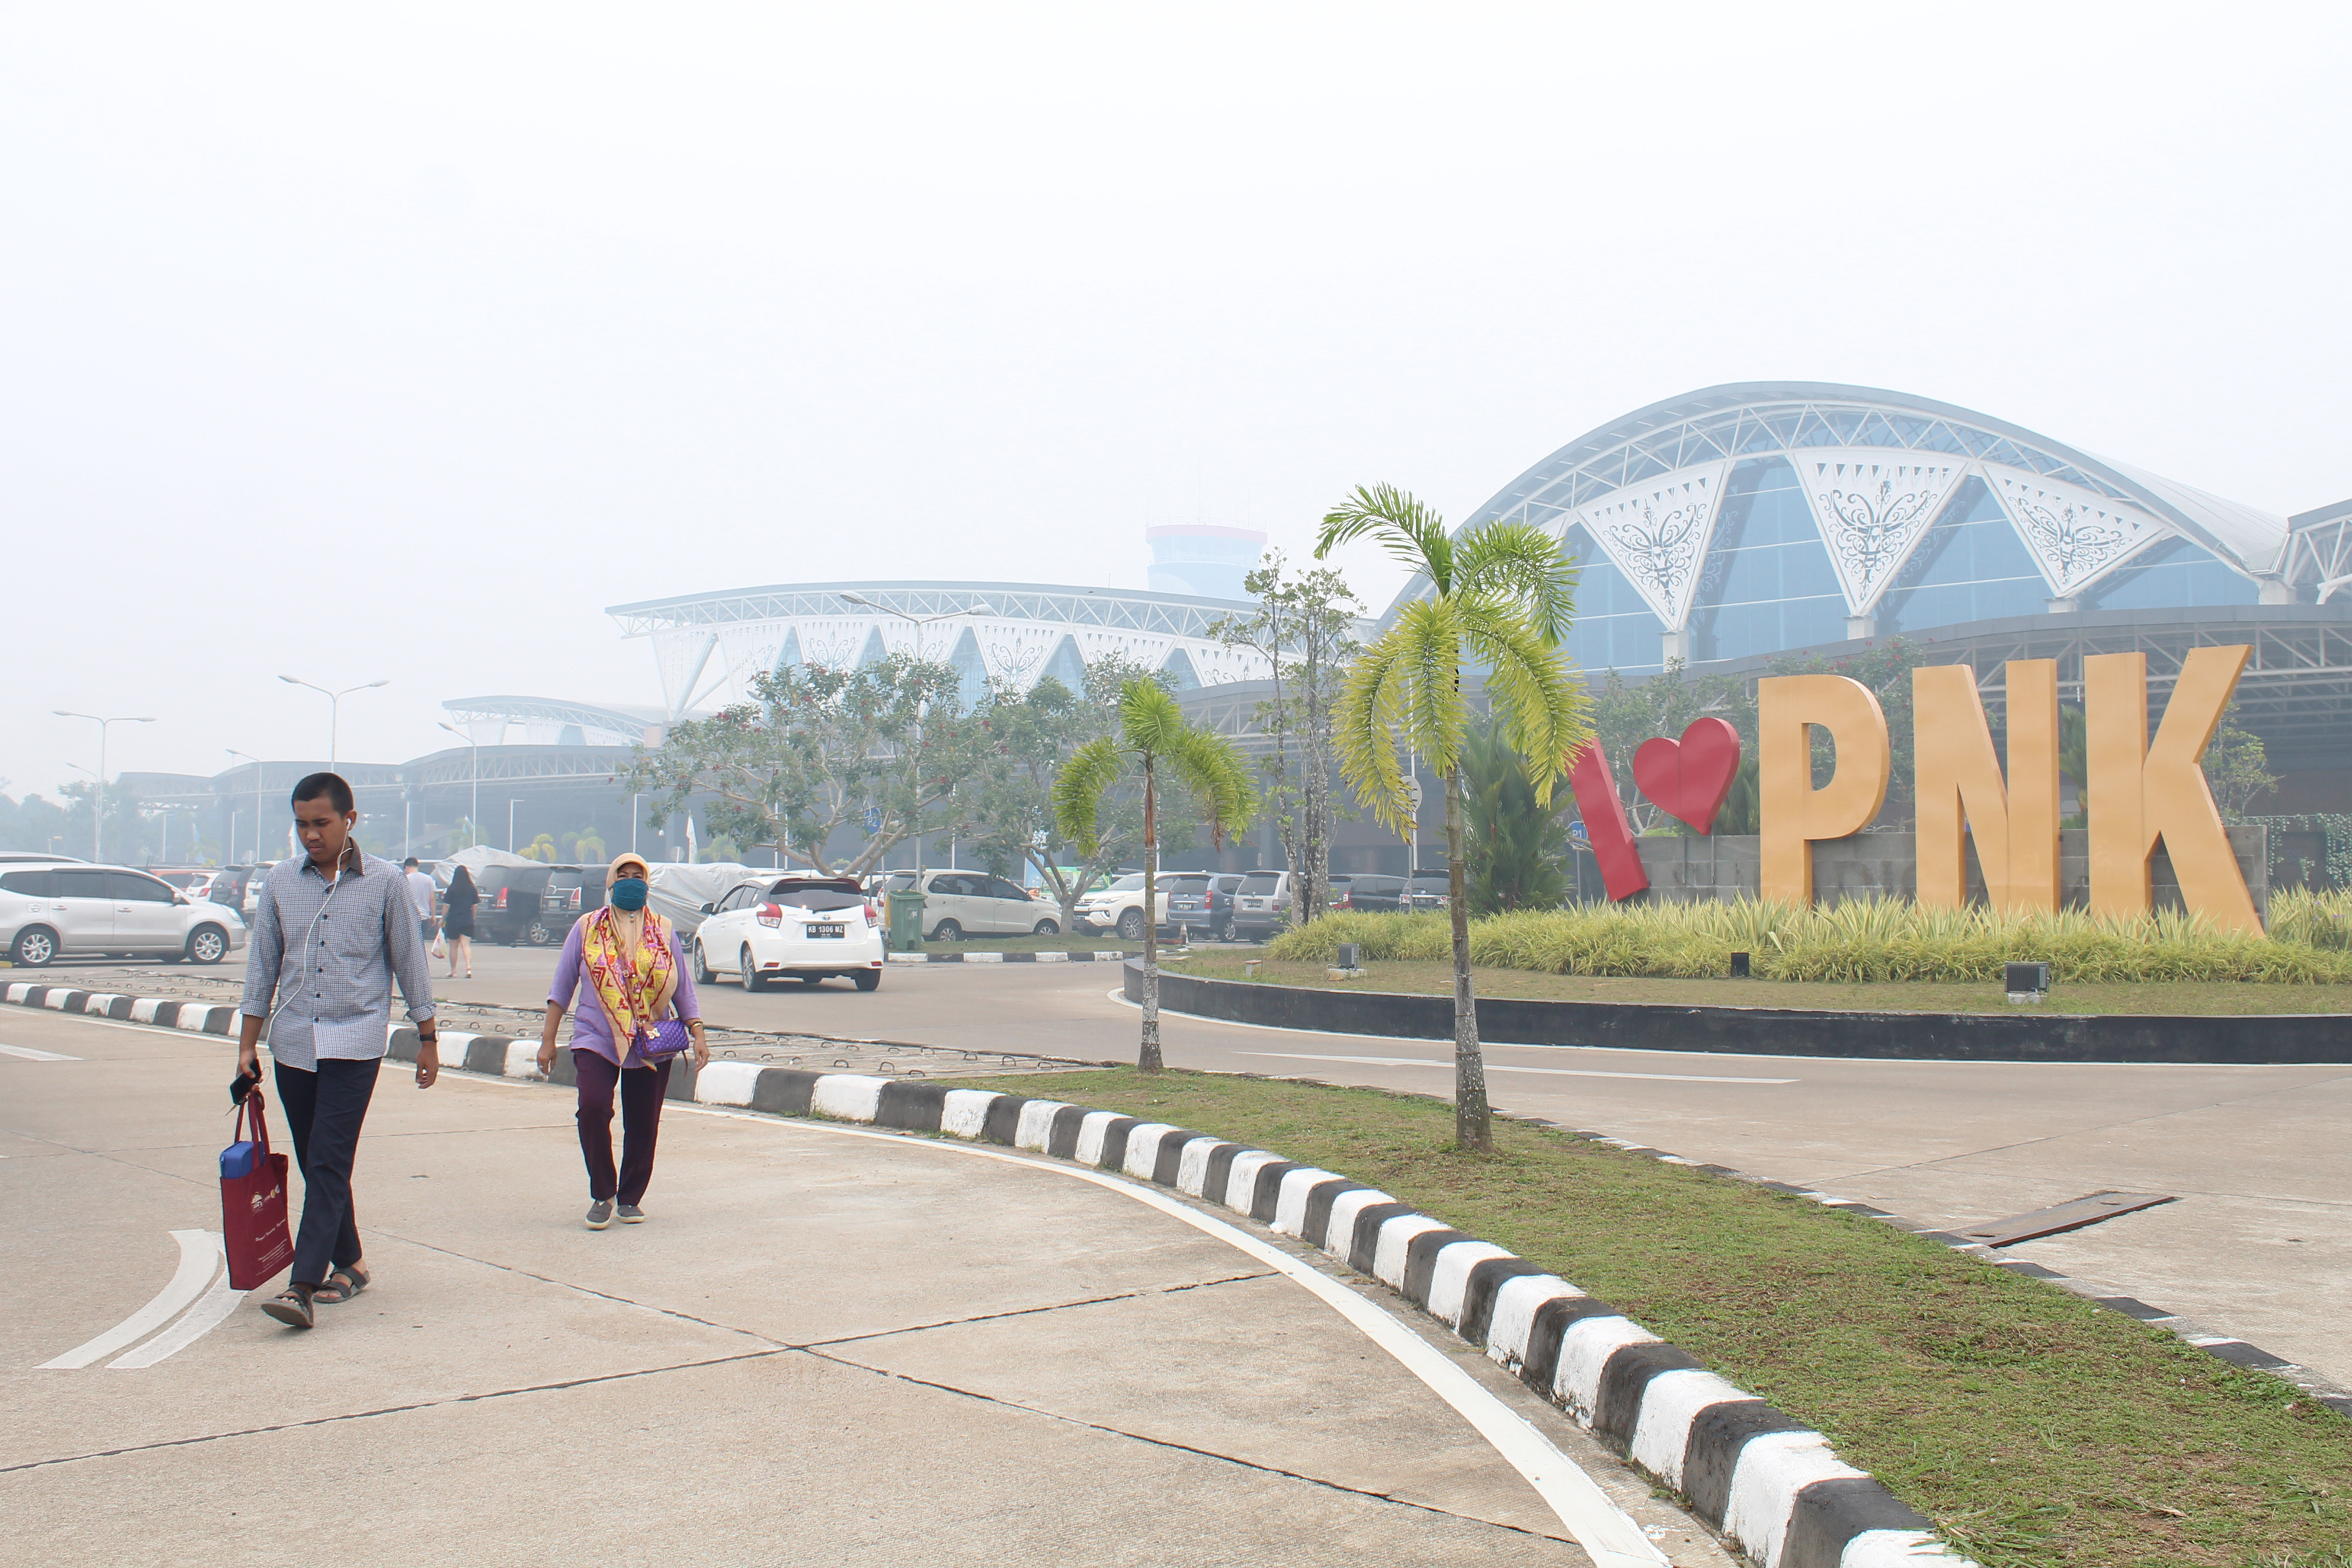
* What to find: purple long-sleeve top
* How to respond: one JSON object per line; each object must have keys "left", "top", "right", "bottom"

{"left": 547, "top": 914, "right": 703, "bottom": 1068}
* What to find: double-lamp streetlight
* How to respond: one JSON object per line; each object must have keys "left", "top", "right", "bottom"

{"left": 52, "top": 711, "right": 154, "bottom": 863}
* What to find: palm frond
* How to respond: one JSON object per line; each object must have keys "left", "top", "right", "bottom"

{"left": 1335, "top": 604, "right": 1466, "bottom": 833}
{"left": 1165, "top": 725, "right": 1260, "bottom": 848}
{"left": 1050, "top": 735, "right": 1125, "bottom": 855}
{"left": 1461, "top": 603, "right": 1591, "bottom": 808}
{"left": 1452, "top": 521, "right": 1579, "bottom": 643}
{"left": 1117, "top": 679, "right": 1189, "bottom": 756}
{"left": 1317, "top": 483, "right": 1453, "bottom": 594}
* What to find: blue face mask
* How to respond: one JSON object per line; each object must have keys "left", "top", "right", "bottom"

{"left": 609, "top": 877, "right": 649, "bottom": 911}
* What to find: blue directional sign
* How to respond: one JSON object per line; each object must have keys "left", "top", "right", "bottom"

{"left": 864, "top": 807, "right": 881, "bottom": 833}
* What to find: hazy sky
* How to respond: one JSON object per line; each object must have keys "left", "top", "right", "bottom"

{"left": 5, "top": 4, "right": 2348, "bottom": 796}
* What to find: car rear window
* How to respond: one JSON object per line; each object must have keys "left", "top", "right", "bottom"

{"left": 0, "top": 871, "right": 57, "bottom": 897}
{"left": 1239, "top": 873, "right": 1283, "bottom": 894}
{"left": 1349, "top": 876, "right": 1404, "bottom": 894}
{"left": 771, "top": 889, "right": 864, "bottom": 912}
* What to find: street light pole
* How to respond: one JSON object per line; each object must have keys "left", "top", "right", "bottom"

{"left": 54, "top": 711, "right": 155, "bottom": 863}
{"left": 437, "top": 722, "right": 480, "bottom": 848}
{"left": 278, "top": 676, "right": 389, "bottom": 773}
{"left": 226, "top": 749, "right": 267, "bottom": 866}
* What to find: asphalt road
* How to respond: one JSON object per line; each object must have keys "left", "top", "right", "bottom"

{"left": 32, "top": 941, "right": 2352, "bottom": 1395}
{"left": 0, "top": 1001, "right": 1734, "bottom": 1568}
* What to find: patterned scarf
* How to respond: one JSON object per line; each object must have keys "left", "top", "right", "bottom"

{"left": 582, "top": 905, "right": 677, "bottom": 1048}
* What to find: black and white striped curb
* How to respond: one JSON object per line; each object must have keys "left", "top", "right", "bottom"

{"left": 886, "top": 949, "right": 1134, "bottom": 964}
{"left": 5, "top": 981, "right": 242, "bottom": 1035}
{"left": 1539, "top": 1124, "right": 2352, "bottom": 1422}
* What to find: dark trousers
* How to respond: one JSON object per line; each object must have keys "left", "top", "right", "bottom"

{"left": 573, "top": 1049, "right": 671, "bottom": 1205}
{"left": 273, "top": 1057, "right": 380, "bottom": 1286}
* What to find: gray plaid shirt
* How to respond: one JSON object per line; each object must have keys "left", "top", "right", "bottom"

{"left": 239, "top": 845, "right": 437, "bottom": 1071}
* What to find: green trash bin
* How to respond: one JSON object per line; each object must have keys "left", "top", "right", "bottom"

{"left": 886, "top": 888, "right": 927, "bottom": 953}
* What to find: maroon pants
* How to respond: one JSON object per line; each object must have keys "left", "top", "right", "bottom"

{"left": 572, "top": 1049, "right": 672, "bottom": 1205}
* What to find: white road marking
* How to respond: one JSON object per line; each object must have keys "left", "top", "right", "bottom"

{"left": 110, "top": 1255, "right": 246, "bottom": 1368}
{"left": 685, "top": 1102, "right": 1672, "bottom": 1567}
{"left": 1237, "top": 1050, "right": 1798, "bottom": 1085}
{"left": 0, "top": 1043, "right": 80, "bottom": 1061}
{"left": 39, "top": 1231, "right": 220, "bottom": 1369}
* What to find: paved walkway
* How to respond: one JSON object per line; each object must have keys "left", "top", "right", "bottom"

{"left": 0, "top": 1003, "right": 1729, "bottom": 1568}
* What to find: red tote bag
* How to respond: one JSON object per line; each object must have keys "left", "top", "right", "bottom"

{"left": 220, "top": 1091, "right": 294, "bottom": 1289}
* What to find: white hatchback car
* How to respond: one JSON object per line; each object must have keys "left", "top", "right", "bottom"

{"left": 689, "top": 875, "right": 885, "bottom": 992}
{"left": 1, "top": 861, "right": 249, "bottom": 967}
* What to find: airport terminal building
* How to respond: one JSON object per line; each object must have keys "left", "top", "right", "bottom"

{"left": 142, "top": 385, "right": 2352, "bottom": 865}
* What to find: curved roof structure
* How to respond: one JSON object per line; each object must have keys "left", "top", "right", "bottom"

{"left": 1387, "top": 382, "right": 2296, "bottom": 678}
{"left": 606, "top": 580, "right": 1284, "bottom": 716}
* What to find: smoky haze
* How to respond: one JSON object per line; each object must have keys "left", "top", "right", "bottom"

{"left": 3, "top": 5, "right": 2347, "bottom": 801}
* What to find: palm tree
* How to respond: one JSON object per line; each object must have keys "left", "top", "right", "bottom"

{"left": 1053, "top": 678, "right": 1258, "bottom": 1072}
{"left": 1318, "top": 484, "right": 1591, "bottom": 1151}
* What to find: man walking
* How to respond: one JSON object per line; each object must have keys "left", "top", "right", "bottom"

{"left": 236, "top": 774, "right": 440, "bottom": 1330}
{"left": 403, "top": 855, "right": 438, "bottom": 950}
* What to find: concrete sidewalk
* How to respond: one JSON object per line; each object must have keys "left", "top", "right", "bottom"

{"left": 0, "top": 1005, "right": 1729, "bottom": 1568}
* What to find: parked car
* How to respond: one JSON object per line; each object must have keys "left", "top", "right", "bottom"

{"left": 690, "top": 875, "right": 884, "bottom": 991}
{"left": 1228, "top": 870, "right": 1292, "bottom": 940}
{"left": 881, "top": 869, "right": 1058, "bottom": 941}
{"left": 539, "top": 866, "right": 610, "bottom": 928}
{"left": 1200, "top": 872, "right": 1246, "bottom": 939}
{"left": 1074, "top": 871, "right": 1201, "bottom": 940}
{"left": 1408, "top": 870, "right": 1451, "bottom": 908}
{"left": 1330, "top": 873, "right": 1404, "bottom": 911}
{"left": 0, "top": 861, "right": 248, "bottom": 966}
{"left": 1167, "top": 872, "right": 1244, "bottom": 939}
{"left": 153, "top": 870, "right": 217, "bottom": 901}
{"left": 473, "top": 865, "right": 560, "bottom": 945}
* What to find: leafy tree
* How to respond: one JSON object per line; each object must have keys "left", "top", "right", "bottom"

{"left": 1053, "top": 679, "right": 1257, "bottom": 1072}
{"left": 0, "top": 790, "right": 75, "bottom": 856}
{"left": 956, "top": 656, "right": 1179, "bottom": 932}
{"left": 2203, "top": 703, "right": 2277, "bottom": 822}
{"left": 520, "top": 834, "right": 559, "bottom": 863}
{"left": 1318, "top": 484, "right": 1591, "bottom": 1152}
{"left": 1212, "top": 550, "right": 1362, "bottom": 927}
{"left": 1461, "top": 714, "right": 1569, "bottom": 913}
{"left": 629, "top": 653, "right": 978, "bottom": 878}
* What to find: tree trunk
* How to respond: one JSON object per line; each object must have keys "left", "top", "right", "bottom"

{"left": 1444, "top": 763, "right": 1489, "bottom": 1151}
{"left": 1139, "top": 755, "right": 1162, "bottom": 1073}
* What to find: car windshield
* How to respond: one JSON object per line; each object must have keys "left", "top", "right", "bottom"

{"left": 1103, "top": 874, "right": 1145, "bottom": 892}
{"left": 881, "top": 873, "right": 917, "bottom": 892}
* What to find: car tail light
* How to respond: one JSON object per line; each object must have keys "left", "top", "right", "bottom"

{"left": 495, "top": 888, "right": 509, "bottom": 909}
{"left": 863, "top": 902, "right": 878, "bottom": 922}
{"left": 757, "top": 902, "right": 782, "bottom": 928}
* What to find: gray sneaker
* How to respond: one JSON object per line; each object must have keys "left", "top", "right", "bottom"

{"left": 584, "top": 1199, "right": 613, "bottom": 1230}
{"left": 616, "top": 1203, "right": 646, "bottom": 1223}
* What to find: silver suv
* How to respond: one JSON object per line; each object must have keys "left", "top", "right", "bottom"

{"left": 1, "top": 861, "right": 249, "bottom": 967}
{"left": 1228, "top": 870, "right": 1292, "bottom": 940}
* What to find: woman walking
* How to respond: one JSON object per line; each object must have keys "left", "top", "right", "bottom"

{"left": 441, "top": 864, "right": 478, "bottom": 979}
{"left": 537, "top": 853, "right": 707, "bottom": 1228}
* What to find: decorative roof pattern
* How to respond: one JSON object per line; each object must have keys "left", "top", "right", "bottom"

{"left": 1388, "top": 382, "right": 2292, "bottom": 638}
{"left": 605, "top": 580, "right": 1311, "bottom": 717}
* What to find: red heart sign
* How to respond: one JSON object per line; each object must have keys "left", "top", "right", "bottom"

{"left": 1632, "top": 718, "right": 1743, "bottom": 835}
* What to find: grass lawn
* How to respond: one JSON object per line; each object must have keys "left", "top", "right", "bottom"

{"left": 961, "top": 1068, "right": 2352, "bottom": 1567}
{"left": 1176, "top": 955, "right": 2352, "bottom": 1017}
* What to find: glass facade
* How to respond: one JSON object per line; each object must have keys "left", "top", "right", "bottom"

{"left": 2080, "top": 536, "right": 2259, "bottom": 613}
{"left": 1561, "top": 524, "right": 1663, "bottom": 678}
{"left": 1879, "top": 478, "right": 2050, "bottom": 635}
{"left": 1688, "top": 458, "right": 1847, "bottom": 662}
